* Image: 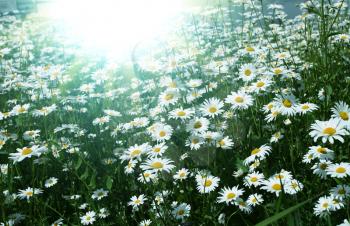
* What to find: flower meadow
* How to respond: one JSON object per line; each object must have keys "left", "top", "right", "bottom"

{"left": 1, "top": 0, "right": 350, "bottom": 225}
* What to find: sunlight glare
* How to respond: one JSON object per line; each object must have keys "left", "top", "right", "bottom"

{"left": 47, "top": 0, "right": 185, "bottom": 59}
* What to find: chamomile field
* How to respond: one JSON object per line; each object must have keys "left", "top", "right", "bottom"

{"left": 1, "top": 0, "right": 350, "bottom": 225}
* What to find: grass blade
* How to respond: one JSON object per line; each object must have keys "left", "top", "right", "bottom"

{"left": 255, "top": 199, "right": 312, "bottom": 226}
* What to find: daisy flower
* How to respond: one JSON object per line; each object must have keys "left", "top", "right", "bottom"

{"left": 337, "top": 219, "right": 350, "bottom": 226}
{"left": 173, "top": 168, "right": 190, "bottom": 181}
{"left": 200, "top": 97, "right": 224, "bottom": 118}
{"left": 265, "top": 111, "right": 280, "bottom": 122}
{"left": 138, "top": 170, "right": 157, "bottom": 183}
{"left": 244, "top": 145, "right": 271, "bottom": 165}
{"left": 9, "top": 145, "right": 48, "bottom": 163}
{"left": 217, "top": 186, "right": 244, "bottom": 205}
{"left": 297, "top": 103, "right": 318, "bottom": 115}
{"left": 11, "top": 104, "right": 30, "bottom": 115}
{"left": 251, "top": 78, "right": 272, "bottom": 93}
{"left": 195, "top": 174, "right": 220, "bottom": 194}
{"left": 235, "top": 198, "right": 252, "bottom": 213}
{"left": 124, "top": 159, "right": 137, "bottom": 174}
{"left": 92, "top": 116, "right": 110, "bottom": 126}
{"left": 128, "top": 194, "right": 147, "bottom": 208}
{"left": 172, "top": 203, "right": 191, "bottom": 220}
{"left": 169, "top": 107, "right": 194, "bottom": 120}
{"left": 91, "top": 189, "right": 108, "bottom": 200}
{"left": 139, "top": 219, "right": 152, "bottom": 226}
{"left": 32, "top": 104, "right": 57, "bottom": 117}
{"left": 147, "top": 143, "right": 168, "bottom": 157}
{"left": 247, "top": 193, "right": 264, "bottom": 206}
{"left": 216, "top": 136, "right": 234, "bottom": 149}
{"left": 308, "top": 145, "right": 334, "bottom": 160}
{"left": 239, "top": 63, "right": 256, "bottom": 82}
{"left": 98, "top": 208, "right": 109, "bottom": 218}
{"left": 186, "top": 117, "right": 210, "bottom": 134}
{"left": 140, "top": 158, "right": 175, "bottom": 173}
{"left": 152, "top": 123, "right": 173, "bottom": 142}
{"left": 272, "top": 170, "right": 293, "bottom": 183}
{"left": 243, "top": 171, "right": 264, "bottom": 187}
{"left": 331, "top": 101, "right": 350, "bottom": 129}
{"left": 270, "top": 131, "right": 283, "bottom": 143}
{"left": 159, "top": 89, "right": 179, "bottom": 106}
{"left": 309, "top": 118, "right": 349, "bottom": 144}
{"left": 17, "top": 187, "right": 43, "bottom": 201}
{"left": 103, "top": 109, "right": 121, "bottom": 117}
{"left": 225, "top": 91, "right": 253, "bottom": 110}
{"left": 261, "top": 178, "right": 284, "bottom": 196}
{"left": 313, "top": 196, "right": 335, "bottom": 217}
{"left": 185, "top": 135, "right": 204, "bottom": 150}
{"left": 45, "top": 177, "right": 58, "bottom": 188}
{"left": 326, "top": 162, "right": 350, "bottom": 178}
{"left": 273, "top": 94, "right": 298, "bottom": 116}
{"left": 312, "top": 160, "right": 331, "bottom": 179}
{"left": 330, "top": 185, "right": 350, "bottom": 200}
{"left": 80, "top": 211, "right": 96, "bottom": 225}
{"left": 123, "top": 143, "right": 150, "bottom": 161}
{"left": 23, "top": 130, "right": 40, "bottom": 141}
{"left": 284, "top": 179, "right": 303, "bottom": 195}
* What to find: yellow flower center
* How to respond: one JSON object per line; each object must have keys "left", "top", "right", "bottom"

{"left": 283, "top": 99, "right": 292, "bottom": 108}
{"left": 322, "top": 203, "right": 328, "bottom": 208}
{"left": 192, "top": 138, "right": 199, "bottom": 144}
{"left": 274, "top": 68, "right": 283, "bottom": 75}
{"left": 169, "top": 81, "right": 177, "bottom": 88}
{"left": 131, "top": 149, "right": 141, "bottom": 157}
{"left": 209, "top": 106, "right": 217, "bottom": 113}
{"left": 301, "top": 105, "right": 310, "bottom": 110}
{"left": 165, "top": 93, "right": 174, "bottom": 101}
{"left": 323, "top": 127, "right": 336, "bottom": 136}
{"left": 153, "top": 147, "right": 161, "bottom": 153}
{"left": 18, "top": 107, "right": 26, "bottom": 113}
{"left": 135, "top": 199, "right": 141, "bottom": 204}
{"left": 25, "top": 191, "right": 33, "bottom": 196}
{"left": 251, "top": 148, "right": 260, "bottom": 155}
{"left": 317, "top": 147, "right": 327, "bottom": 154}
{"left": 339, "top": 111, "right": 349, "bottom": 121}
{"left": 226, "top": 192, "right": 236, "bottom": 199}
{"left": 179, "top": 172, "right": 186, "bottom": 177}
{"left": 151, "top": 161, "right": 164, "bottom": 169}
{"left": 267, "top": 103, "right": 273, "bottom": 110}
{"left": 177, "top": 209, "right": 185, "bottom": 216}
{"left": 234, "top": 96, "right": 244, "bottom": 103}
{"left": 218, "top": 139, "right": 225, "bottom": 146}
{"left": 159, "top": 130, "right": 166, "bottom": 137}
{"left": 144, "top": 172, "right": 150, "bottom": 177}
{"left": 250, "top": 177, "right": 258, "bottom": 182}
{"left": 338, "top": 189, "right": 345, "bottom": 195}
{"left": 272, "top": 184, "right": 282, "bottom": 191}
{"left": 245, "top": 46, "right": 255, "bottom": 52}
{"left": 256, "top": 81, "right": 265, "bottom": 87}
{"left": 193, "top": 121, "right": 202, "bottom": 129}
{"left": 320, "top": 163, "right": 327, "bottom": 170}
{"left": 21, "top": 147, "right": 33, "bottom": 156}
{"left": 204, "top": 179, "right": 212, "bottom": 187}
{"left": 244, "top": 69, "right": 252, "bottom": 76}
{"left": 336, "top": 167, "right": 346, "bottom": 174}
{"left": 177, "top": 111, "right": 186, "bottom": 116}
